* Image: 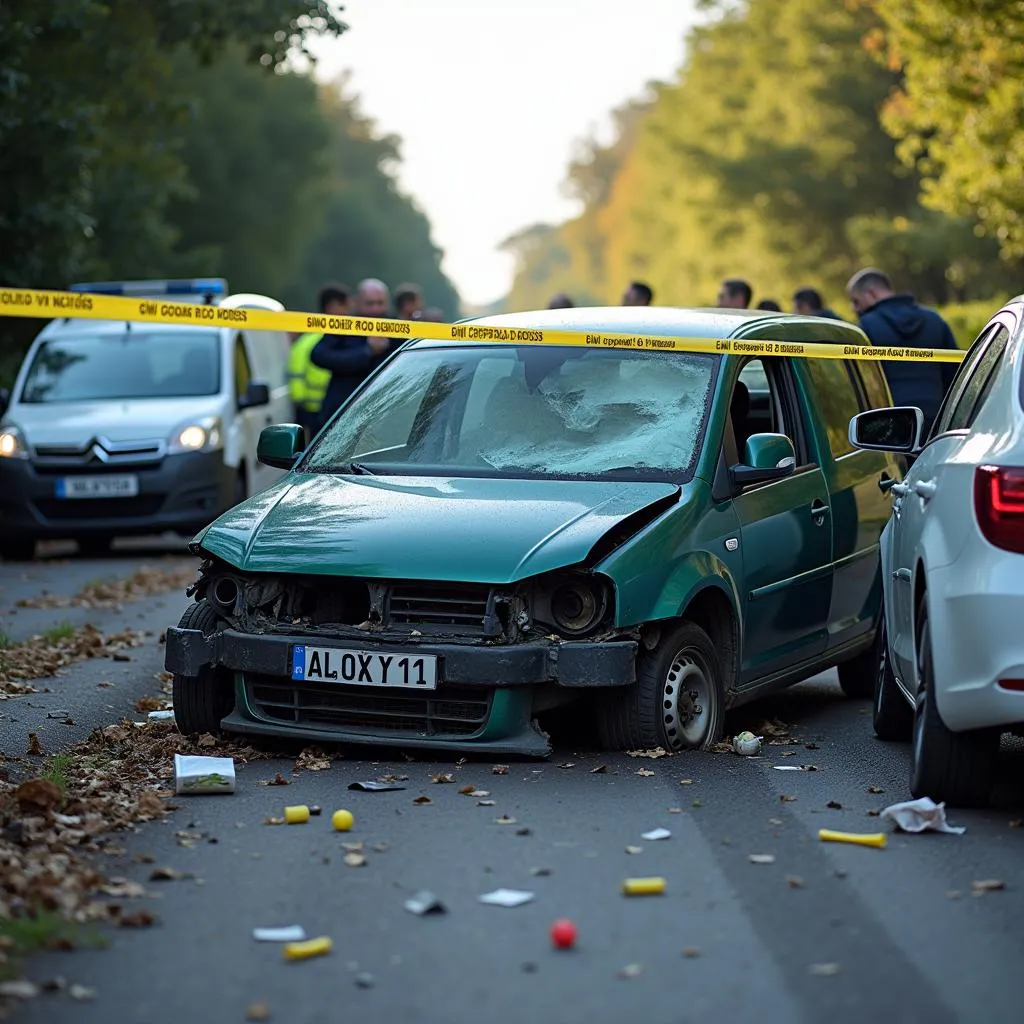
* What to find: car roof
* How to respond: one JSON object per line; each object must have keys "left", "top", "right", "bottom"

{"left": 405, "top": 305, "right": 869, "bottom": 350}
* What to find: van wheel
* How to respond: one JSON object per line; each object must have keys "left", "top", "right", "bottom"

{"left": 910, "top": 602, "right": 997, "bottom": 807}
{"left": 0, "top": 539, "right": 36, "bottom": 562}
{"left": 596, "top": 622, "right": 725, "bottom": 752}
{"left": 872, "top": 609, "right": 913, "bottom": 741}
{"left": 172, "top": 601, "right": 234, "bottom": 736}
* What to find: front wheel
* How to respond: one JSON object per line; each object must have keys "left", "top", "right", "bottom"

{"left": 910, "top": 603, "right": 998, "bottom": 807}
{"left": 172, "top": 601, "right": 234, "bottom": 736}
{"left": 596, "top": 622, "right": 726, "bottom": 752}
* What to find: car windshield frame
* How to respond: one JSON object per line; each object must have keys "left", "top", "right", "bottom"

{"left": 18, "top": 331, "right": 222, "bottom": 404}
{"left": 299, "top": 342, "right": 722, "bottom": 484}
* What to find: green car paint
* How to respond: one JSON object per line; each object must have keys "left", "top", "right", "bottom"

{"left": 172, "top": 307, "right": 903, "bottom": 755}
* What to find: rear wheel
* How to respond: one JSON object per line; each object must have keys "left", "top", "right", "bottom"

{"left": 172, "top": 601, "right": 234, "bottom": 736}
{"left": 910, "top": 602, "right": 998, "bottom": 807}
{"left": 872, "top": 607, "right": 913, "bottom": 741}
{"left": 0, "top": 538, "right": 35, "bottom": 562}
{"left": 596, "top": 621, "right": 725, "bottom": 752}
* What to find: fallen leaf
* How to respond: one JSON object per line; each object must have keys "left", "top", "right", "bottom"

{"left": 118, "top": 910, "right": 158, "bottom": 928}
{"left": 149, "top": 867, "right": 186, "bottom": 881}
{"left": 692, "top": 799, "right": 702, "bottom": 808}
{"left": 492, "top": 764, "right": 509, "bottom": 775}
{"left": 15, "top": 778, "right": 62, "bottom": 815}
{"left": 780, "top": 795, "right": 797, "bottom": 803}
{"left": 809, "top": 963, "right": 841, "bottom": 977}
{"left": 805, "top": 742, "right": 820, "bottom": 750}
{"left": 100, "top": 879, "right": 147, "bottom": 899}
{"left": 625, "top": 845, "right": 643, "bottom": 855}
{"left": 867, "top": 786, "right": 884, "bottom": 794}
{"left": 636, "top": 768, "right": 655, "bottom": 777}
{"left": 458, "top": 785, "right": 475, "bottom": 794}
{"left": 295, "top": 747, "right": 332, "bottom": 772}
{"left": 590, "top": 764, "right": 607, "bottom": 774}
{"left": 413, "top": 795, "right": 432, "bottom": 805}
{"left": 134, "top": 695, "right": 163, "bottom": 712}
{"left": 681, "top": 947, "right": 701, "bottom": 959}
{"left": 972, "top": 879, "right": 1005, "bottom": 893}
{"left": 516, "top": 827, "right": 532, "bottom": 836}
{"left": 867, "top": 809, "right": 880, "bottom": 817}
{"left": 260, "top": 773, "right": 291, "bottom": 787}
{"left": 264, "top": 816, "right": 285, "bottom": 826}
{"left": 786, "top": 876, "right": 804, "bottom": 889}
{"left": 529, "top": 867, "right": 552, "bottom": 876}
{"left": 748, "top": 854, "right": 775, "bottom": 865}
{"left": 246, "top": 1003, "right": 272, "bottom": 1022}
{"left": 494, "top": 815, "right": 517, "bottom": 825}
{"left": 626, "top": 747, "right": 668, "bottom": 758}
{"left": 432, "top": 773, "right": 455, "bottom": 784}
{"left": 379, "top": 774, "right": 409, "bottom": 783}
{"left": 344, "top": 852, "right": 367, "bottom": 868}
{"left": 827, "top": 800, "right": 842, "bottom": 810}
{"left": 26, "top": 732, "right": 44, "bottom": 756}
{"left": 679, "top": 779, "right": 693, "bottom": 785}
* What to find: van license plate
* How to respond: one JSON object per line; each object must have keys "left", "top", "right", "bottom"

{"left": 291, "top": 645, "right": 438, "bottom": 690}
{"left": 55, "top": 475, "right": 140, "bottom": 499}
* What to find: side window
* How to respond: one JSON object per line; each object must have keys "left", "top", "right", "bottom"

{"left": 856, "top": 361, "right": 890, "bottom": 410}
{"left": 931, "top": 324, "right": 998, "bottom": 437}
{"left": 944, "top": 326, "right": 1009, "bottom": 432}
{"left": 731, "top": 358, "right": 811, "bottom": 466}
{"left": 234, "top": 337, "right": 252, "bottom": 398}
{"left": 802, "top": 358, "right": 861, "bottom": 459}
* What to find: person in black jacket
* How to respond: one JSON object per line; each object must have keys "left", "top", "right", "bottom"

{"left": 310, "top": 278, "right": 400, "bottom": 429}
{"left": 846, "top": 267, "right": 960, "bottom": 430}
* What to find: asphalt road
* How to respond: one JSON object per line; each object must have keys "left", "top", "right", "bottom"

{"left": 4, "top": 539, "right": 1024, "bottom": 1024}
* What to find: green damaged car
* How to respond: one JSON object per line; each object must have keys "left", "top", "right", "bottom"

{"left": 164, "top": 307, "right": 901, "bottom": 756}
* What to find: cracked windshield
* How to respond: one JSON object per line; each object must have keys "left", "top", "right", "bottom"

{"left": 1, "top": 0, "right": 1023, "bottom": 1022}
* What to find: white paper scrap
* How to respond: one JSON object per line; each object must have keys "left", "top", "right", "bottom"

{"left": 253, "top": 926, "right": 306, "bottom": 942}
{"left": 174, "top": 754, "right": 235, "bottom": 795}
{"left": 641, "top": 828, "right": 672, "bottom": 841}
{"left": 478, "top": 889, "right": 535, "bottom": 908}
{"left": 880, "top": 797, "right": 965, "bottom": 834}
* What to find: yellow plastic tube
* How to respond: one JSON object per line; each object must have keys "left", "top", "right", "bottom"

{"left": 621, "top": 877, "right": 667, "bottom": 895}
{"left": 284, "top": 805, "right": 310, "bottom": 824}
{"left": 283, "top": 936, "right": 333, "bottom": 961}
{"left": 818, "top": 828, "right": 886, "bottom": 848}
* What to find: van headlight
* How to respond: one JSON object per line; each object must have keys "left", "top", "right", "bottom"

{"left": 169, "top": 417, "right": 223, "bottom": 454}
{"left": 0, "top": 426, "right": 28, "bottom": 459}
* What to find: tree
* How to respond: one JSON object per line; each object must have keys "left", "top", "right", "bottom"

{"left": 869, "top": 0, "right": 1024, "bottom": 261}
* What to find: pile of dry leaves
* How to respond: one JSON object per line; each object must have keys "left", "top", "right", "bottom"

{"left": 0, "top": 626, "right": 146, "bottom": 687}
{"left": 14, "top": 564, "right": 197, "bottom": 613}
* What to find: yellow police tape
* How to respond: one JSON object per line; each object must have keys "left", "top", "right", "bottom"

{"left": 0, "top": 286, "right": 966, "bottom": 364}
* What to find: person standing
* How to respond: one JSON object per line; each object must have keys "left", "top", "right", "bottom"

{"left": 547, "top": 293, "right": 574, "bottom": 309}
{"left": 395, "top": 283, "right": 423, "bottom": 320}
{"left": 622, "top": 281, "right": 653, "bottom": 306}
{"left": 716, "top": 279, "right": 752, "bottom": 308}
{"left": 310, "top": 278, "right": 399, "bottom": 427}
{"left": 846, "top": 267, "right": 960, "bottom": 428}
{"left": 792, "top": 287, "right": 843, "bottom": 320}
{"left": 756, "top": 299, "right": 781, "bottom": 311}
{"left": 288, "top": 283, "right": 349, "bottom": 435}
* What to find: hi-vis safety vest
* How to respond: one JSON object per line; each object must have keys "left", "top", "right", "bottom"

{"left": 287, "top": 332, "right": 331, "bottom": 413}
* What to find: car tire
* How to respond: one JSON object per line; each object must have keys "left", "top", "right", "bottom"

{"left": 0, "top": 539, "right": 36, "bottom": 562}
{"left": 837, "top": 642, "right": 875, "bottom": 699}
{"left": 77, "top": 536, "right": 112, "bottom": 558}
{"left": 596, "top": 621, "right": 725, "bottom": 752}
{"left": 910, "top": 603, "right": 998, "bottom": 808}
{"left": 872, "top": 608, "right": 913, "bottom": 741}
{"left": 172, "top": 601, "right": 234, "bottom": 737}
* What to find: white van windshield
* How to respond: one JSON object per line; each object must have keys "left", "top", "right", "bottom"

{"left": 19, "top": 332, "right": 221, "bottom": 403}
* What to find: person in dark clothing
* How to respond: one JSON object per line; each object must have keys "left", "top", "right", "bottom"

{"left": 756, "top": 299, "right": 781, "bottom": 311}
{"left": 310, "top": 278, "right": 399, "bottom": 428}
{"left": 622, "top": 281, "right": 653, "bottom": 306}
{"left": 717, "top": 278, "right": 752, "bottom": 309}
{"left": 792, "top": 287, "right": 843, "bottom": 320}
{"left": 846, "top": 267, "right": 959, "bottom": 428}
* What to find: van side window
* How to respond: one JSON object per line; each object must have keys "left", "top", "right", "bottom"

{"left": 234, "top": 337, "right": 252, "bottom": 398}
{"left": 802, "top": 358, "right": 860, "bottom": 458}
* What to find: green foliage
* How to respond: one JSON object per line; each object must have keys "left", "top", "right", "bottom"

{"left": 936, "top": 301, "right": 1007, "bottom": 349}
{"left": 0, "top": 913, "right": 106, "bottom": 981}
{"left": 40, "top": 753, "right": 74, "bottom": 798}
{"left": 42, "top": 622, "right": 75, "bottom": 643}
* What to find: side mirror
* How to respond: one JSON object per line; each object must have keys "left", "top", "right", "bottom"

{"left": 238, "top": 381, "right": 270, "bottom": 410}
{"left": 0, "top": 388, "right": 9, "bottom": 418}
{"left": 257, "top": 424, "right": 305, "bottom": 469}
{"left": 730, "top": 433, "right": 796, "bottom": 488}
{"left": 849, "top": 407, "right": 923, "bottom": 454}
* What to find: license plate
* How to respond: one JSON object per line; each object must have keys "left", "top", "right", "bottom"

{"left": 55, "top": 474, "right": 139, "bottom": 499}
{"left": 291, "top": 645, "right": 438, "bottom": 689}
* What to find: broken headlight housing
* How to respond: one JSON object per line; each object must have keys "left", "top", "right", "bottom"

{"left": 532, "top": 572, "right": 611, "bottom": 637}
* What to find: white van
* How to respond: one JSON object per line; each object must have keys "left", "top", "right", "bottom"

{"left": 0, "top": 279, "right": 293, "bottom": 560}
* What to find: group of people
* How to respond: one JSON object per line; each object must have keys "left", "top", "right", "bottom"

{"left": 548, "top": 267, "right": 960, "bottom": 430}
{"left": 287, "top": 278, "right": 446, "bottom": 433}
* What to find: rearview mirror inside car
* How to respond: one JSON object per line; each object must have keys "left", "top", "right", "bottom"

{"left": 729, "top": 432, "right": 796, "bottom": 488}
{"left": 257, "top": 424, "right": 305, "bottom": 469}
{"left": 238, "top": 381, "right": 270, "bottom": 410}
{"left": 849, "top": 407, "right": 923, "bottom": 454}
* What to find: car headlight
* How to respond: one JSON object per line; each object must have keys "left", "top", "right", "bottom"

{"left": 542, "top": 574, "right": 609, "bottom": 636}
{"left": 0, "top": 426, "right": 28, "bottom": 459}
{"left": 169, "top": 417, "right": 223, "bottom": 454}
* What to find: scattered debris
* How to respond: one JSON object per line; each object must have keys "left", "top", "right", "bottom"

{"left": 295, "top": 748, "right": 332, "bottom": 772}
{"left": 27, "top": 732, "right": 44, "bottom": 756}
{"left": 69, "top": 984, "right": 98, "bottom": 1001}
{"left": 625, "top": 845, "right": 643, "bottom": 855}
{"left": 283, "top": 937, "right": 333, "bottom": 961}
{"left": 332, "top": 809, "right": 355, "bottom": 831}
{"left": 827, "top": 800, "right": 843, "bottom": 810}
{"left": 780, "top": 795, "right": 797, "bottom": 803}
{"left": 264, "top": 817, "right": 286, "bottom": 826}
{"left": 432, "top": 773, "right": 456, "bottom": 784}
{"left": 412, "top": 796, "right": 432, "bottom": 805}
{"left": 254, "top": 926, "right": 306, "bottom": 942}
{"left": 492, "top": 764, "right": 509, "bottom": 775}
{"left": 0, "top": 981, "right": 40, "bottom": 999}
{"left": 149, "top": 866, "right": 187, "bottom": 881}
{"left": 972, "top": 879, "right": 1005, "bottom": 894}
{"left": 174, "top": 754, "right": 235, "bottom": 794}
{"left": 666, "top": 807, "right": 684, "bottom": 814}
{"left": 341, "top": 842, "right": 363, "bottom": 854}
{"left": 880, "top": 797, "right": 965, "bottom": 835}
{"left": 477, "top": 799, "right": 496, "bottom": 807}
{"left": 679, "top": 778, "right": 693, "bottom": 785}
{"left": 404, "top": 891, "right": 447, "bottom": 915}
{"left": 550, "top": 919, "right": 577, "bottom": 949}
{"left": 309, "top": 806, "right": 322, "bottom": 817}
{"left": 682, "top": 947, "right": 701, "bottom": 959}
{"left": 529, "top": 867, "right": 552, "bottom": 877}
{"left": 117, "top": 910, "right": 158, "bottom": 928}
{"left": 621, "top": 877, "right": 666, "bottom": 896}
{"left": 773, "top": 764, "right": 818, "bottom": 772}
{"left": 15, "top": 778, "right": 62, "bottom": 815}
{"left": 786, "top": 876, "right": 805, "bottom": 889}
{"left": 558, "top": 762, "right": 575, "bottom": 769}
{"left": 17, "top": 564, "right": 197, "bottom": 612}
{"left": 344, "top": 852, "right": 367, "bottom": 868}
{"left": 354, "top": 972, "right": 375, "bottom": 989}
{"left": 284, "top": 805, "right": 310, "bottom": 825}
{"left": 260, "top": 773, "right": 291, "bottom": 787}
{"left": 818, "top": 829, "right": 886, "bottom": 849}
{"left": 147, "top": 710, "right": 175, "bottom": 722}
{"left": 1, "top": 623, "right": 146, "bottom": 685}
{"left": 809, "top": 963, "right": 841, "bottom": 977}
{"left": 348, "top": 780, "right": 405, "bottom": 791}
{"left": 626, "top": 747, "right": 669, "bottom": 758}
{"left": 516, "top": 827, "right": 532, "bottom": 836}
{"left": 867, "top": 785, "right": 885, "bottom": 794}
{"left": 246, "top": 1003, "right": 272, "bottom": 1022}
{"left": 618, "top": 963, "right": 643, "bottom": 979}
{"left": 748, "top": 854, "right": 776, "bottom": 865}
{"left": 459, "top": 785, "right": 489, "bottom": 796}
{"left": 732, "top": 731, "right": 763, "bottom": 756}
{"left": 641, "top": 828, "right": 671, "bottom": 841}
{"left": 590, "top": 765, "right": 607, "bottom": 774}
{"left": 635, "top": 768, "right": 655, "bottom": 777}
{"left": 479, "top": 889, "right": 535, "bottom": 908}
{"left": 379, "top": 774, "right": 409, "bottom": 783}
{"left": 494, "top": 815, "right": 518, "bottom": 825}
{"left": 46, "top": 709, "right": 72, "bottom": 719}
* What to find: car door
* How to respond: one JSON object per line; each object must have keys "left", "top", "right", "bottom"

{"left": 797, "top": 357, "right": 901, "bottom": 653}
{"left": 889, "top": 321, "right": 1013, "bottom": 683}
{"left": 730, "top": 357, "right": 833, "bottom": 683}
{"left": 232, "top": 334, "right": 270, "bottom": 496}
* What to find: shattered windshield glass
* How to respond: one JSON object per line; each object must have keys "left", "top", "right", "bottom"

{"left": 303, "top": 344, "right": 718, "bottom": 481}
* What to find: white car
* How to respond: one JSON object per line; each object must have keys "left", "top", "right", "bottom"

{"left": 849, "top": 297, "right": 1024, "bottom": 807}
{"left": 0, "top": 279, "right": 293, "bottom": 561}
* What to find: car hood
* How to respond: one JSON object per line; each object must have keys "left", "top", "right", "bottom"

{"left": 194, "top": 474, "right": 681, "bottom": 583}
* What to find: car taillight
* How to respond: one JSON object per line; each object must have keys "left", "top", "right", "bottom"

{"left": 974, "top": 465, "right": 1024, "bottom": 553}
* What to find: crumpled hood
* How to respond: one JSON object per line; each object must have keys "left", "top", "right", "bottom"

{"left": 195, "top": 474, "right": 680, "bottom": 583}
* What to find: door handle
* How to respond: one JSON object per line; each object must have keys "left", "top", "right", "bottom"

{"left": 913, "top": 479, "right": 937, "bottom": 500}
{"left": 810, "top": 500, "right": 829, "bottom": 522}
{"left": 890, "top": 482, "right": 910, "bottom": 498}
{"left": 879, "top": 473, "right": 896, "bottom": 493}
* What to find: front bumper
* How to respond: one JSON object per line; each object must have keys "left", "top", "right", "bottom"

{"left": 0, "top": 450, "right": 235, "bottom": 540}
{"left": 165, "top": 626, "right": 638, "bottom": 756}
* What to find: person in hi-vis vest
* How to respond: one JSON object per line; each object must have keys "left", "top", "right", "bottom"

{"left": 288, "top": 283, "right": 349, "bottom": 436}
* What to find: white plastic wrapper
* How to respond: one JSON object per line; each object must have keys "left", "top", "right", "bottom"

{"left": 880, "top": 797, "right": 965, "bottom": 834}
{"left": 253, "top": 926, "right": 306, "bottom": 942}
{"left": 173, "top": 754, "right": 235, "bottom": 795}
{"left": 478, "top": 889, "right": 535, "bottom": 908}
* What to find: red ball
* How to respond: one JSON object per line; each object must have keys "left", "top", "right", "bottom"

{"left": 550, "top": 919, "right": 577, "bottom": 949}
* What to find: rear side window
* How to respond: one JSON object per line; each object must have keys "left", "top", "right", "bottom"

{"left": 856, "top": 361, "right": 890, "bottom": 409}
{"left": 802, "top": 358, "right": 861, "bottom": 458}
{"left": 945, "top": 326, "right": 1009, "bottom": 432}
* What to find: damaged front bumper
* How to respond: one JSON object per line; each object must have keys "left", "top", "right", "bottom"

{"left": 164, "top": 627, "right": 637, "bottom": 757}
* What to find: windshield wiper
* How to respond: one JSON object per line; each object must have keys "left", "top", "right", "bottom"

{"left": 342, "top": 462, "right": 376, "bottom": 476}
